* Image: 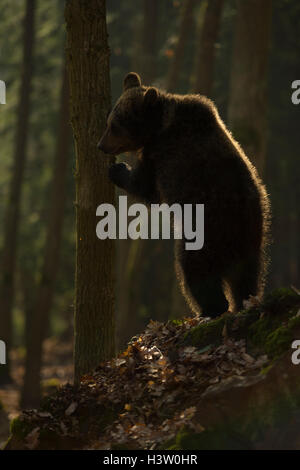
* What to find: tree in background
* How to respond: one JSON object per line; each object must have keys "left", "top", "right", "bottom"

{"left": 265, "top": 0, "right": 300, "bottom": 291}
{"left": 137, "top": 0, "right": 159, "bottom": 85}
{"left": 228, "top": 0, "right": 272, "bottom": 175}
{"left": 20, "top": 63, "right": 70, "bottom": 408}
{"left": 115, "top": 1, "right": 159, "bottom": 347}
{"left": 193, "top": 0, "right": 224, "bottom": 96}
{"left": 116, "top": 1, "right": 176, "bottom": 348}
{"left": 0, "top": 0, "right": 36, "bottom": 384}
{"left": 166, "top": 0, "right": 196, "bottom": 93}
{"left": 65, "top": 0, "right": 115, "bottom": 385}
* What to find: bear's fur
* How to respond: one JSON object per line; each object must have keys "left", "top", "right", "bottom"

{"left": 98, "top": 72, "right": 271, "bottom": 317}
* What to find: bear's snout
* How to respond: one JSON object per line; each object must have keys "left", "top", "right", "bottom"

{"left": 97, "top": 137, "right": 106, "bottom": 152}
{"left": 97, "top": 129, "right": 121, "bottom": 155}
{"left": 97, "top": 134, "right": 112, "bottom": 154}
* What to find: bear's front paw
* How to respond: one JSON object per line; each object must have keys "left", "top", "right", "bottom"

{"left": 108, "top": 162, "right": 131, "bottom": 189}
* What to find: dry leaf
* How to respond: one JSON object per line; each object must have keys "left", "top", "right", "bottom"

{"left": 65, "top": 402, "right": 78, "bottom": 416}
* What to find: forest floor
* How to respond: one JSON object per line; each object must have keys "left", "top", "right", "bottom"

{"left": 0, "top": 337, "right": 73, "bottom": 447}
{"left": 3, "top": 287, "right": 300, "bottom": 450}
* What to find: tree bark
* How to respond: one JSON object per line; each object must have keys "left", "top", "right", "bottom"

{"left": 65, "top": 0, "right": 115, "bottom": 385}
{"left": 193, "top": 0, "right": 224, "bottom": 96}
{"left": 0, "top": 0, "right": 36, "bottom": 384}
{"left": 20, "top": 63, "right": 70, "bottom": 408}
{"left": 228, "top": 0, "right": 272, "bottom": 175}
{"left": 166, "top": 0, "right": 196, "bottom": 93}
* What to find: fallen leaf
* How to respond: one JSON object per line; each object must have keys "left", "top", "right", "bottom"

{"left": 65, "top": 402, "right": 78, "bottom": 416}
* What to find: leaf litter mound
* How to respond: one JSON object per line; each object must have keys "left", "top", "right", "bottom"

{"left": 9, "top": 304, "right": 275, "bottom": 450}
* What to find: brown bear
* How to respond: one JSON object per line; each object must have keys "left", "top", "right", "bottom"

{"left": 98, "top": 72, "right": 271, "bottom": 318}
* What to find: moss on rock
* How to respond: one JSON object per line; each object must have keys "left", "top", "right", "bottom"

{"left": 185, "top": 288, "right": 300, "bottom": 360}
{"left": 184, "top": 316, "right": 227, "bottom": 349}
{"left": 166, "top": 426, "right": 251, "bottom": 450}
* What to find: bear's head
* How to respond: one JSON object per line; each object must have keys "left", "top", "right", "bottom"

{"left": 97, "top": 72, "right": 161, "bottom": 155}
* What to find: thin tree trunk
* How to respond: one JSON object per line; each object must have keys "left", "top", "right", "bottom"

{"left": 289, "top": 210, "right": 298, "bottom": 285}
{"left": 117, "top": 237, "right": 145, "bottom": 348}
{"left": 0, "top": 0, "right": 36, "bottom": 384}
{"left": 141, "top": 0, "right": 158, "bottom": 84}
{"left": 193, "top": 0, "right": 224, "bottom": 96}
{"left": 228, "top": 0, "right": 272, "bottom": 175}
{"left": 19, "top": 267, "right": 35, "bottom": 350}
{"left": 65, "top": 0, "right": 115, "bottom": 385}
{"left": 166, "top": 0, "right": 196, "bottom": 93}
{"left": 116, "top": 1, "right": 160, "bottom": 347}
{"left": 20, "top": 63, "right": 70, "bottom": 408}
{"left": 132, "top": 0, "right": 159, "bottom": 84}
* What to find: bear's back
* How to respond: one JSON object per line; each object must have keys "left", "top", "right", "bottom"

{"left": 148, "top": 92, "right": 261, "bottom": 209}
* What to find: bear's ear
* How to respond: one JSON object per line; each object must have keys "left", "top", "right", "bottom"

{"left": 123, "top": 72, "right": 142, "bottom": 91}
{"left": 144, "top": 87, "right": 158, "bottom": 107}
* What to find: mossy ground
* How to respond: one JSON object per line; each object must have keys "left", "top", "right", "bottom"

{"left": 185, "top": 288, "right": 300, "bottom": 359}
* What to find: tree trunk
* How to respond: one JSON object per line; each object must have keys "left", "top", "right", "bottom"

{"left": 116, "top": 238, "right": 143, "bottom": 349}
{"left": 20, "top": 63, "right": 70, "bottom": 408}
{"left": 65, "top": 0, "right": 115, "bottom": 385}
{"left": 166, "top": 0, "right": 196, "bottom": 93}
{"left": 19, "top": 267, "right": 35, "bottom": 352}
{"left": 133, "top": 0, "right": 159, "bottom": 85}
{"left": 116, "top": 1, "right": 160, "bottom": 347}
{"left": 193, "top": 0, "right": 224, "bottom": 96}
{"left": 141, "top": 0, "right": 158, "bottom": 85}
{"left": 228, "top": 0, "right": 272, "bottom": 175}
{"left": 0, "top": 0, "right": 36, "bottom": 384}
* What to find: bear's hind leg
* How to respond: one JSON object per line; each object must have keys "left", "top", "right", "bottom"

{"left": 176, "top": 247, "right": 228, "bottom": 318}
{"left": 187, "top": 273, "right": 228, "bottom": 318}
{"left": 226, "top": 255, "right": 261, "bottom": 312}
